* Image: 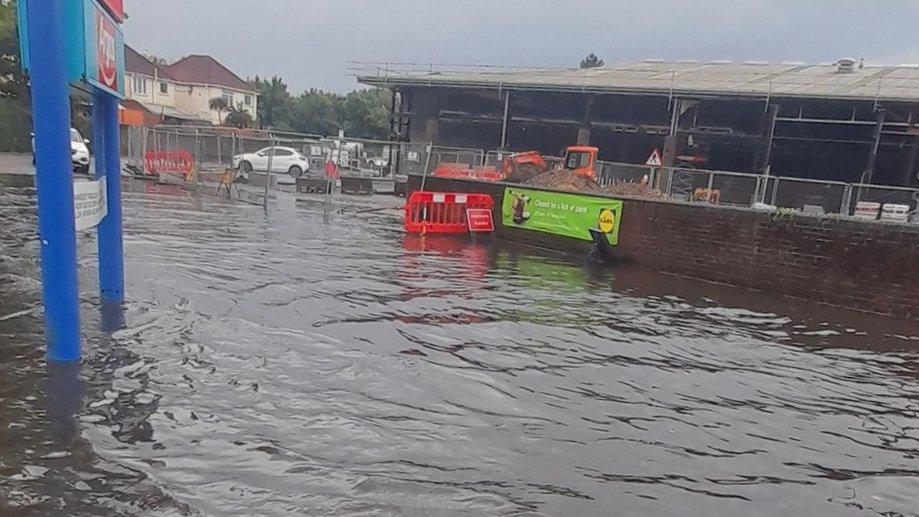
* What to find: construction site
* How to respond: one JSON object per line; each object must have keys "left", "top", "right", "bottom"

{"left": 360, "top": 59, "right": 919, "bottom": 188}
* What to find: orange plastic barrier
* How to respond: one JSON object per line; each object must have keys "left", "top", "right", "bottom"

{"left": 404, "top": 191, "right": 494, "bottom": 234}
{"left": 144, "top": 150, "right": 195, "bottom": 178}
{"left": 433, "top": 165, "right": 503, "bottom": 182}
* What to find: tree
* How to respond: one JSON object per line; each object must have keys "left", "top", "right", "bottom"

{"left": 579, "top": 53, "right": 605, "bottom": 69}
{"left": 208, "top": 97, "right": 229, "bottom": 125}
{"left": 225, "top": 104, "right": 253, "bottom": 129}
{"left": 340, "top": 88, "right": 390, "bottom": 139}
{"left": 0, "top": 0, "right": 25, "bottom": 99}
{"left": 288, "top": 89, "right": 341, "bottom": 136}
{"left": 249, "top": 75, "right": 292, "bottom": 130}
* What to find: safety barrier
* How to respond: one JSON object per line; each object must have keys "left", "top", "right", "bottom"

{"left": 143, "top": 150, "right": 195, "bottom": 178}
{"left": 404, "top": 191, "right": 494, "bottom": 234}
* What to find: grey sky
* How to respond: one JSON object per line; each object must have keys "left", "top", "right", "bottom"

{"left": 124, "top": 0, "right": 919, "bottom": 94}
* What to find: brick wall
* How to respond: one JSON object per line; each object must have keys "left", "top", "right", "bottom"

{"left": 407, "top": 176, "right": 919, "bottom": 320}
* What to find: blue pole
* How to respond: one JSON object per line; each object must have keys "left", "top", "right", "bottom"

{"left": 97, "top": 92, "right": 124, "bottom": 302}
{"left": 91, "top": 92, "right": 106, "bottom": 179}
{"left": 26, "top": 0, "right": 81, "bottom": 362}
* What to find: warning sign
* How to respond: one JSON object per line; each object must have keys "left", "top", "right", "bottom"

{"left": 466, "top": 209, "right": 494, "bottom": 233}
{"left": 74, "top": 177, "right": 108, "bottom": 231}
{"left": 645, "top": 149, "right": 663, "bottom": 167}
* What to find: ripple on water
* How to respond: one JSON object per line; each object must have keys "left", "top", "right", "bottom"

{"left": 0, "top": 186, "right": 917, "bottom": 516}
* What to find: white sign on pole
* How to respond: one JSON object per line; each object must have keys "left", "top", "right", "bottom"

{"left": 74, "top": 177, "right": 108, "bottom": 231}
{"left": 645, "top": 149, "right": 663, "bottom": 167}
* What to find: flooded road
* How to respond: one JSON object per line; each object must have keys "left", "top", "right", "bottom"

{"left": 1, "top": 184, "right": 917, "bottom": 516}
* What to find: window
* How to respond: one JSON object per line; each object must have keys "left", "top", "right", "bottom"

{"left": 244, "top": 94, "right": 253, "bottom": 106}
{"left": 565, "top": 151, "right": 591, "bottom": 169}
{"left": 159, "top": 81, "right": 168, "bottom": 94}
{"left": 273, "top": 149, "right": 294, "bottom": 157}
{"left": 132, "top": 76, "right": 148, "bottom": 95}
{"left": 221, "top": 89, "right": 233, "bottom": 105}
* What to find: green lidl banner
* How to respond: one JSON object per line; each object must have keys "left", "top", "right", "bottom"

{"left": 502, "top": 187, "right": 624, "bottom": 245}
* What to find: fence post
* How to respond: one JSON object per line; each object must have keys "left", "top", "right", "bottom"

{"left": 770, "top": 177, "right": 779, "bottom": 205}
{"left": 707, "top": 170, "right": 714, "bottom": 191}
{"left": 840, "top": 184, "right": 852, "bottom": 215}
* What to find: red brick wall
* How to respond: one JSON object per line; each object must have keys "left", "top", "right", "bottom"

{"left": 406, "top": 176, "right": 919, "bottom": 319}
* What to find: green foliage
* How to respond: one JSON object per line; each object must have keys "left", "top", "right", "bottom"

{"left": 225, "top": 106, "right": 253, "bottom": 129}
{"left": 209, "top": 97, "right": 229, "bottom": 124}
{"left": 0, "top": 0, "right": 25, "bottom": 99}
{"left": 248, "top": 75, "right": 390, "bottom": 139}
{"left": 250, "top": 75, "right": 292, "bottom": 130}
{"left": 0, "top": 97, "right": 30, "bottom": 152}
{"left": 0, "top": 0, "right": 30, "bottom": 151}
{"left": 579, "top": 53, "right": 605, "bottom": 69}
{"left": 340, "top": 88, "right": 390, "bottom": 140}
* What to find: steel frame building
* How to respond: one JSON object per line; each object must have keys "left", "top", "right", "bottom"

{"left": 359, "top": 60, "right": 919, "bottom": 186}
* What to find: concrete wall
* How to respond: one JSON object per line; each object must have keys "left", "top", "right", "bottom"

{"left": 407, "top": 175, "right": 919, "bottom": 320}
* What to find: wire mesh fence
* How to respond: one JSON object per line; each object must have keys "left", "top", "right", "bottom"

{"left": 121, "top": 125, "right": 919, "bottom": 222}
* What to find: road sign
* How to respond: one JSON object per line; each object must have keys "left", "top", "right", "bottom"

{"left": 98, "top": 0, "right": 125, "bottom": 22}
{"left": 645, "top": 149, "right": 663, "bottom": 167}
{"left": 18, "top": 0, "right": 125, "bottom": 98}
{"left": 467, "top": 208, "right": 495, "bottom": 233}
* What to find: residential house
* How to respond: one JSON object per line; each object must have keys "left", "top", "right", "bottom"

{"left": 121, "top": 45, "right": 258, "bottom": 126}
{"left": 123, "top": 46, "right": 203, "bottom": 125}
{"left": 164, "top": 55, "right": 258, "bottom": 125}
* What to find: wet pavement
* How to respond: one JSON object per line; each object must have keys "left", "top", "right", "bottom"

{"left": 0, "top": 183, "right": 917, "bottom": 516}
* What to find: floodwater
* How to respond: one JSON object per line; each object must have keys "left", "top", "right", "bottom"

{"left": 1, "top": 183, "right": 917, "bottom": 516}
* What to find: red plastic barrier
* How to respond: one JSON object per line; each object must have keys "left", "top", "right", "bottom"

{"left": 433, "top": 165, "right": 503, "bottom": 182}
{"left": 404, "top": 191, "right": 494, "bottom": 234}
{"left": 144, "top": 150, "right": 195, "bottom": 178}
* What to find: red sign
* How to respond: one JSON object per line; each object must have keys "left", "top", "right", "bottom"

{"left": 96, "top": 10, "right": 118, "bottom": 90}
{"left": 645, "top": 148, "right": 663, "bottom": 167}
{"left": 466, "top": 209, "right": 495, "bottom": 233}
{"left": 144, "top": 151, "right": 195, "bottom": 178}
{"left": 98, "top": 0, "right": 125, "bottom": 23}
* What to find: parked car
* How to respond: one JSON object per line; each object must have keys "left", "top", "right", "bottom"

{"left": 232, "top": 146, "right": 310, "bottom": 184}
{"left": 31, "top": 128, "right": 91, "bottom": 175}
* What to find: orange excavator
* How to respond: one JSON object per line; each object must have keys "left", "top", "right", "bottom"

{"left": 503, "top": 146, "right": 598, "bottom": 183}
{"left": 433, "top": 145, "right": 599, "bottom": 183}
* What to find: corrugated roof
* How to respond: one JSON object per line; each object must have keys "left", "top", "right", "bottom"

{"left": 358, "top": 61, "right": 919, "bottom": 102}
{"left": 164, "top": 55, "right": 254, "bottom": 92}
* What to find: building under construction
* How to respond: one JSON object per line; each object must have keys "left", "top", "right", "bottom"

{"left": 360, "top": 59, "right": 919, "bottom": 187}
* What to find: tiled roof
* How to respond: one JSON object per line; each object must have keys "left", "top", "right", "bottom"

{"left": 164, "top": 55, "right": 254, "bottom": 92}
{"left": 125, "top": 45, "right": 174, "bottom": 80}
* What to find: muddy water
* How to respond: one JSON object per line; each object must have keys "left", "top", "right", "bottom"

{"left": 0, "top": 185, "right": 917, "bottom": 516}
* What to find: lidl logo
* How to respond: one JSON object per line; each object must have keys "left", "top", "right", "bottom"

{"left": 598, "top": 208, "right": 616, "bottom": 233}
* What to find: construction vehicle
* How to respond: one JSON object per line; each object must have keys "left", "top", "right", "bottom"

{"left": 433, "top": 145, "right": 599, "bottom": 183}
{"left": 505, "top": 146, "right": 598, "bottom": 183}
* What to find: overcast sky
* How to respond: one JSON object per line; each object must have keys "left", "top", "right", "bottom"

{"left": 124, "top": 0, "right": 919, "bottom": 94}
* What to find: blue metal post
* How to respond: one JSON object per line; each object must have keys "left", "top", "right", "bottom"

{"left": 91, "top": 92, "right": 106, "bottom": 179}
{"left": 27, "top": 0, "right": 81, "bottom": 362}
{"left": 97, "top": 93, "right": 124, "bottom": 302}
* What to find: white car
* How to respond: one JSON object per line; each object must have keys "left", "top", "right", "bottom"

{"left": 232, "top": 146, "right": 310, "bottom": 184}
{"left": 31, "top": 128, "right": 91, "bottom": 175}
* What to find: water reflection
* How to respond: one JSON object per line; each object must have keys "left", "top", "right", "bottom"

{"left": 0, "top": 184, "right": 917, "bottom": 516}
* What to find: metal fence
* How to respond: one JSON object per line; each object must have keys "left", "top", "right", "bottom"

{"left": 121, "top": 125, "right": 919, "bottom": 221}
{"left": 121, "top": 125, "right": 397, "bottom": 178}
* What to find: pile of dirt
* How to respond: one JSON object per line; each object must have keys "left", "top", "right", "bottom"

{"left": 504, "top": 162, "right": 547, "bottom": 184}
{"left": 596, "top": 180, "right": 666, "bottom": 199}
{"left": 523, "top": 170, "right": 597, "bottom": 192}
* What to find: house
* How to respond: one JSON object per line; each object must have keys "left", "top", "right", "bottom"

{"left": 121, "top": 45, "right": 258, "bottom": 126}
{"left": 164, "top": 55, "right": 258, "bottom": 125}
{"left": 123, "top": 46, "right": 203, "bottom": 125}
